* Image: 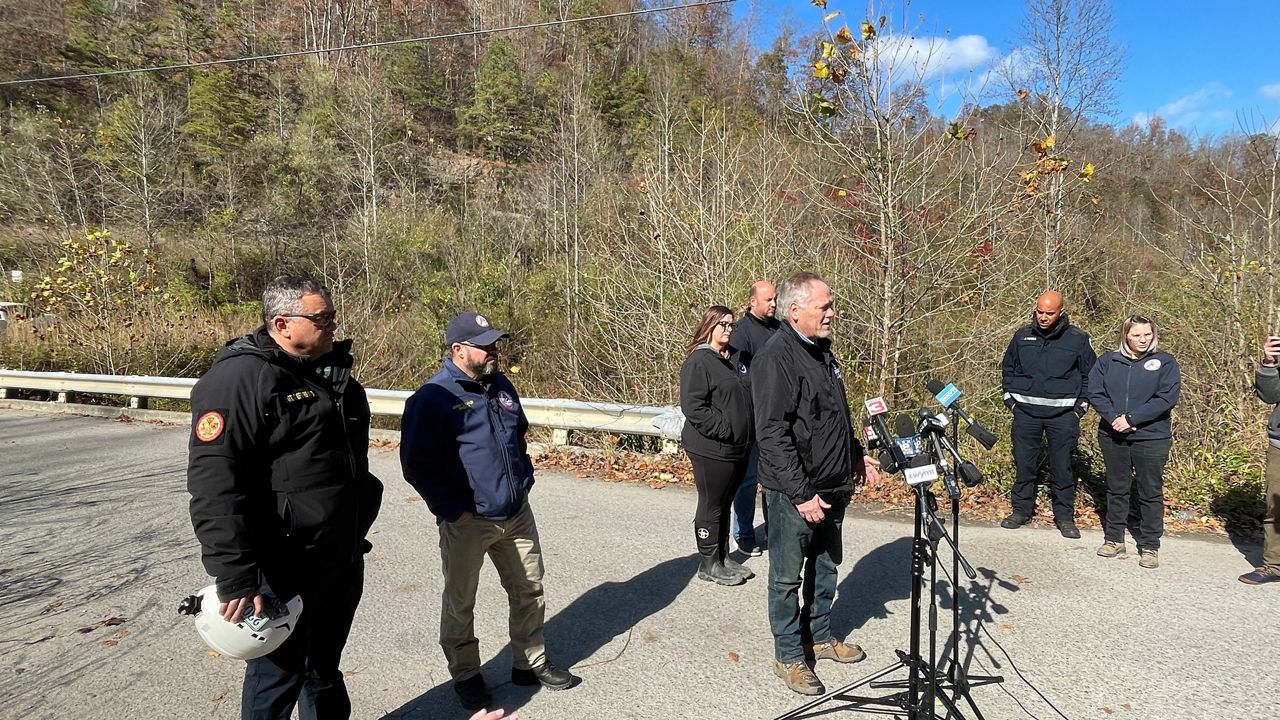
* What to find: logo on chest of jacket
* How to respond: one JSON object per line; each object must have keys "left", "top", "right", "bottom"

{"left": 737, "top": 362, "right": 748, "bottom": 374}
{"left": 1143, "top": 358, "right": 1162, "bottom": 371}
{"left": 497, "top": 390, "right": 518, "bottom": 413}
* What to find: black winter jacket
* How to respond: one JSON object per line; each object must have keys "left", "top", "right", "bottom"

{"left": 1001, "top": 315, "right": 1097, "bottom": 419}
{"left": 728, "top": 311, "right": 780, "bottom": 366}
{"left": 679, "top": 345, "right": 753, "bottom": 461}
{"left": 187, "top": 327, "right": 384, "bottom": 601}
{"left": 1088, "top": 350, "right": 1180, "bottom": 441}
{"left": 400, "top": 360, "right": 535, "bottom": 523}
{"left": 1255, "top": 365, "right": 1280, "bottom": 448}
{"left": 752, "top": 323, "right": 863, "bottom": 504}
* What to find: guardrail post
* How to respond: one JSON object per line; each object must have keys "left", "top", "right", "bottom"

{"left": 129, "top": 396, "right": 149, "bottom": 410}
{"left": 57, "top": 391, "right": 76, "bottom": 404}
{"left": 551, "top": 428, "right": 569, "bottom": 446}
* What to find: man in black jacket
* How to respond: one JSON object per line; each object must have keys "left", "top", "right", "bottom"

{"left": 752, "top": 271, "right": 880, "bottom": 696}
{"left": 728, "top": 279, "right": 780, "bottom": 556}
{"left": 999, "top": 290, "right": 1096, "bottom": 538}
{"left": 187, "top": 275, "right": 383, "bottom": 720}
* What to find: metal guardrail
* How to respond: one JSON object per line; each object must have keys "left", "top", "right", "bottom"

{"left": 0, "top": 369, "right": 685, "bottom": 441}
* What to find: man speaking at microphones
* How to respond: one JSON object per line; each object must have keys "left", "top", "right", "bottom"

{"left": 752, "top": 271, "right": 880, "bottom": 697}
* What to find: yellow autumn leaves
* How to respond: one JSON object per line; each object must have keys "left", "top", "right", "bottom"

{"left": 1018, "top": 131, "right": 1098, "bottom": 197}
{"left": 810, "top": 11, "right": 886, "bottom": 103}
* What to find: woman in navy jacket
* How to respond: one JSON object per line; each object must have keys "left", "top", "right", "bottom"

{"left": 1087, "top": 316, "right": 1181, "bottom": 568}
{"left": 679, "top": 305, "right": 754, "bottom": 586}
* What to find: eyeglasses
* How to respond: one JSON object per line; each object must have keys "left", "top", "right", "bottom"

{"left": 714, "top": 321, "right": 736, "bottom": 330}
{"left": 459, "top": 341, "right": 499, "bottom": 351}
{"left": 281, "top": 311, "right": 337, "bottom": 328}
{"left": 1127, "top": 315, "right": 1152, "bottom": 324}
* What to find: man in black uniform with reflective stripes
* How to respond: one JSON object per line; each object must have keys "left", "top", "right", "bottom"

{"left": 1000, "top": 290, "right": 1096, "bottom": 538}
{"left": 187, "top": 275, "right": 383, "bottom": 720}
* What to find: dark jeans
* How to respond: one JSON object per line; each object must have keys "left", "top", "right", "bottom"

{"left": 1097, "top": 432, "right": 1171, "bottom": 549}
{"left": 1010, "top": 409, "right": 1080, "bottom": 520}
{"left": 764, "top": 489, "right": 845, "bottom": 663}
{"left": 242, "top": 559, "right": 365, "bottom": 720}
{"left": 690, "top": 453, "right": 748, "bottom": 557}
{"left": 731, "top": 443, "right": 768, "bottom": 542}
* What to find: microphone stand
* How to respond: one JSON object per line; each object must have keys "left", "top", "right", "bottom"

{"left": 935, "top": 407, "right": 1004, "bottom": 719}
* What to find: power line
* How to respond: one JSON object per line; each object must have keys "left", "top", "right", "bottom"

{"left": 0, "top": 0, "right": 736, "bottom": 87}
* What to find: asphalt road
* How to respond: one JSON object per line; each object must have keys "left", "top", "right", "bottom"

{"left": 1, "top": 407, "right": 1277, "bottom": 720}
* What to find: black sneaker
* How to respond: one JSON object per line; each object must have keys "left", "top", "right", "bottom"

{"left": 1055, "top": 518, "right": 1080, "bottom": 539}
{"left": 736, "top": 538, "right": 763, "bottom": 557}
{"left": 999, "top": 513, "right": 1032, "bottom": 529}
{"left": 453, "top": 674, "right": 491, "bottom": 711}
{"left": 512, "top": 661, "right": 578, "bottom": 690}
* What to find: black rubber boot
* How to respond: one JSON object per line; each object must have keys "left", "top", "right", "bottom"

{"left": 697, "top": 554, "right": 744, "bottom": 586}
{"left": 720, "top": 539, "right": 754, "bottom": 580}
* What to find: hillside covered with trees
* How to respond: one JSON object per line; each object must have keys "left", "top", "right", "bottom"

{"left": 1, "top": 0, "right": 1277, "bottom": 523}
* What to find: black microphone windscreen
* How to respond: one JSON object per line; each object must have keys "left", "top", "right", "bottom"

{"left": 926, "top": 378, "right": 945, "bottom": 394}
{"left": 895, "top": 413, "right": 915, "bottom": 437}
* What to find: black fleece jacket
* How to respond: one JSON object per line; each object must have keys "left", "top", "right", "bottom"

{"left": 679, "top": 345, "right": 753, "bottom": 461}
{"left": 752, "top": 323, "right": 863, "bottom": 504}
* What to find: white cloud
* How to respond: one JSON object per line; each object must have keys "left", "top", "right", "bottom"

{"left": 1261, "top": 83, "right": 1280, "bottom": 101}
{"left": 1129, "top": 84, "right": 1234, "bottom": 132}
{"left": 871, "top": 34, "right": 999, "bottom": 80}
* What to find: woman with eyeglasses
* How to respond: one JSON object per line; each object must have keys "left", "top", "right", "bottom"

{"left": 679, "top": 305, "right": 755, "bottom": 586}
{"left": 1087, "top": 316, "right": 1181, "bottom": 569}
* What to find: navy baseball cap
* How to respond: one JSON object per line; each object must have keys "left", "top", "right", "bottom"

{"left": 446, "top": 311, "right": 510, "bottom": 346}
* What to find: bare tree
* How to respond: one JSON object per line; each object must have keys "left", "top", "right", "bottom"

{"left": 1003, "top": 0, "right": 1122, "bottom": 286}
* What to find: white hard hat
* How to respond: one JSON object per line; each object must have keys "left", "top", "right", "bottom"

{"left": 178, "top": 584, "right": 303, "bottom": 660}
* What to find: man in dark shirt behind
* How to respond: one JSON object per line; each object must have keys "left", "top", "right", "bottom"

{"left": 752, "top": 271, "right": 880, "bottom": 696}
{"left": 727, "top": 279, "right": 780, "bottom": 556}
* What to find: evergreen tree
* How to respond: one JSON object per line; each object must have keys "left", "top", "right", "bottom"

{"left": 458, "top": 38, "right": 542, "bottom": 162}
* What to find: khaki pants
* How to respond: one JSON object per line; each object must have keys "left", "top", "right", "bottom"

{"left": 1265, "top": 445, "right": 1280, "bottom": 572}
{"left": 438, "top": 503, "right": 546, "bottom": 681}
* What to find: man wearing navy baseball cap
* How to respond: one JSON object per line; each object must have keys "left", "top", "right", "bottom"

{"left": 400, "top": 311, "right": 577, "bottom": 712}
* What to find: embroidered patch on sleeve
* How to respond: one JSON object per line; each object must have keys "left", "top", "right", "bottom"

{"left": 194, "top": 410, "right": 226, "bottom": 444}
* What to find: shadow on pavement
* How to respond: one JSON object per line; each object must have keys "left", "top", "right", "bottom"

{"left": 830, "top": 535, "right": 913, "bottom": 641}
{"left": 380, "top": 554, "right": 696, "bottom": 719}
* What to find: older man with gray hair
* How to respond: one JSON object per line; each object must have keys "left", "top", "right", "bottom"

{"left": 751, "top": 271, "right": 880, "bottom": 696}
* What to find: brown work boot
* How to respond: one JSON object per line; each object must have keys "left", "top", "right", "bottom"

{"left": 773, "top": 659, "right": 824, "bottom": 695}
{"left": 806, "top": 637, "right": 867, "bottom": 664}
{"left": 1138, "top": 548, "right": 1159, "bottom": 569}
{"left": 1096, "top": 540, "right": 1126, "bottom": 558}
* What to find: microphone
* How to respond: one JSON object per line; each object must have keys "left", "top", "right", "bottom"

{"left": 864, "top": 397, "right": 907, "bottom": 472}
{"left": 894, "top": 413, "right": 923, "bottom": 459}
{"left": 926, "top": 379, "right": 999, "bottom": 450}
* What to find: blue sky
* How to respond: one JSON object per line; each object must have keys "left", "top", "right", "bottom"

{"left": 735, "top": 0, "right": 1280, "bottom": 138}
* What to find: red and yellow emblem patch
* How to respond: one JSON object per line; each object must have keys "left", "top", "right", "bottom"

{"left": 194, "top": 411, "right": 225, "bottom": 443}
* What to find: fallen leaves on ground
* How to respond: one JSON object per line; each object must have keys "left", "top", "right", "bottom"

{"left": 535, "top": 448, "right": 1232, "bottom": 537}
{"left": 78, "top": 617, "right": 127, "bottom": 634}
